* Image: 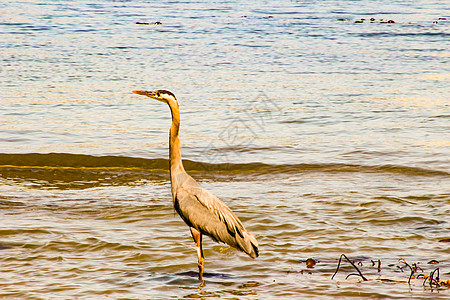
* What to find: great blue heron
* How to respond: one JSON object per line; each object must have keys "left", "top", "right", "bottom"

{"left": 132, "top": 89, "right": 259, "bottom": 281}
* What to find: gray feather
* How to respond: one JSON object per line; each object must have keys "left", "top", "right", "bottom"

{"left": 174, "top": 178, "right": 259, "bottom": 258}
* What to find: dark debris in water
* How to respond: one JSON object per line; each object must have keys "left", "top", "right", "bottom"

{"left": 338, "top": 16, "right": 448, "bottom": 25}
{"left": 356, "top": 18, "right": 395, "bottom": 24}
{"left": 428, "top": 260, "right": 439, "bottom": 264}
{"left": 136, "top": 21, "right": 162, "bottom": 25}
{"left": 332, "top": 254, "right": 368, "bottom": 281}
{"left": 338, "top": 17, "right": 396, "bottom": 24}
{"left": 306, "top": 258, "right": 317, "bottom": 268}
{"left": 330, "top": 254, "right": 450, "bottom": 289}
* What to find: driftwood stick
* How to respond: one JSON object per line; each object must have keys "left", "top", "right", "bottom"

{"left": 331, "top": 254, "right": 368, "bottom": 281}
{"left": 346, "top": 273, "right": 363, "bottom": 280}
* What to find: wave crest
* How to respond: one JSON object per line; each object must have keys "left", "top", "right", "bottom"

{"left": 0, "top": 153, "right": 447, "bottom": 189}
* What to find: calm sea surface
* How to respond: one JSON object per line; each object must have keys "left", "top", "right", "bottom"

{"left": 1, "top": 0, "right": 449, "bottom": 299}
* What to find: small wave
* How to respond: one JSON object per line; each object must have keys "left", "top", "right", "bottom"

{"left": 356, "top": 32, "right": 450, "bottom": 38}
{"left": 0, "top": 153, "right": 447, "bottom": 189}
{"left": 0, "top": 153, "right": 169, "bottom": 170}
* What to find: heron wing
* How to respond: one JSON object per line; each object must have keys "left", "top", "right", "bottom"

{"left": 174, "top": 184, "right": 259, "bottom": 258}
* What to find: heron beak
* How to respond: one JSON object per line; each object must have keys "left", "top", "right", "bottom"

{"left": 132, "top": 90, "right": 153, "bottom": 97}
{"left": 132, "top": 90, "right": 162, "bottom": 101}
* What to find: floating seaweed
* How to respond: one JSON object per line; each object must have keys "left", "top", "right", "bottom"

{"left": 330, "top": 255, "right": 449, "bottom": 289}
{"left": 331, "top": 254, "right": 450, "bottom": 289}
{"left": 371, "top": 259, "right": 381, "bottom": 272}
{"left": 398, "top": 258, "right": 415, "bottom": 284}
{"left": 422, "top": 268, "right": 450, "bottom": 288}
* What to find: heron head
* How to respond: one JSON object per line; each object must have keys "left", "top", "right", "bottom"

{"left": 132, "top": 89, "right": 177, "bottom": 104}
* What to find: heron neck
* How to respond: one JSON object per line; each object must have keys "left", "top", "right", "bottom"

{"left": 168, "top": 101, "right": 185, "bottom": 176}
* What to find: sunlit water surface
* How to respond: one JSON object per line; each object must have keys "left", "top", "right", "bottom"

{"left": 1, "top": 0, "right": 449, "bottom": 299}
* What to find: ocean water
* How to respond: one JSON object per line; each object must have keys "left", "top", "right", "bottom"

{"left": 1, "top": 0, "right": 449, "bottom": 299}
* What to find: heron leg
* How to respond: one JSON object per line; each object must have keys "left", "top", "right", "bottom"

{"left": 190, "top": 227, "right": 204, "bottom": 281}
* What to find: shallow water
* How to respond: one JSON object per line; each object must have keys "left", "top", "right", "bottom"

{"left": 1, "top": 0, "right": 450, "bottom": 299}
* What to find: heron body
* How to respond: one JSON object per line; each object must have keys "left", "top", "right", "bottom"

{"left": 132, "top": 90, "right": 259, "bottom": 281}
